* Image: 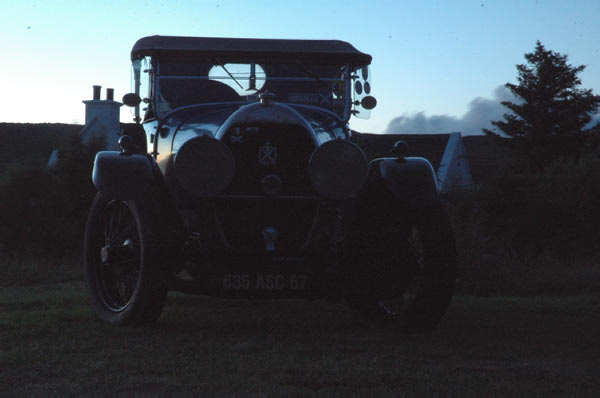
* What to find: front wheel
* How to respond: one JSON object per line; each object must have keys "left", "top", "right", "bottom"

{"left": 83, "top": 193, "right": 167, "bottom": 326}
{"left": 346, "top": 203, "right": 457, "bottom": 331}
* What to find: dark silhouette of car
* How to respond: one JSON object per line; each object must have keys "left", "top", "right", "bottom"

{"left": 84, "top": 35, "right": 456, "bottom": 330}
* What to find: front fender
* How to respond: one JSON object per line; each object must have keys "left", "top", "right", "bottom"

{"left": 364, "top": 157, "right": 439, "bottom": 210}
{"left": 345, "top": 156, "right": 440, "bottom": 276}
{"left": 377, "top": 157, "right": 439, "bottom": 208}
{"left": 92, "top": 151, "right": 154, "bottom": 200}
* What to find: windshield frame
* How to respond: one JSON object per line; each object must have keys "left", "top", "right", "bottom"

{"left": 151, "top": 58, "right": 352, "bottom": 121}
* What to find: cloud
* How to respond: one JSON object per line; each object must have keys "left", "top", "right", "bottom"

{"left": 385, "top": 85, "right": 516, "bottom": 135}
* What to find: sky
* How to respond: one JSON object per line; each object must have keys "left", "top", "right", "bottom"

{"left": 1, "top": 0, "right": 599, "bottom": 135}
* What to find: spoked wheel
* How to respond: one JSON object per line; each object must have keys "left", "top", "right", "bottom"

{"left": 84, "top": 193, "right": 167, "bottom": 326}
{"left": 347, "top": 203, "right": 457, "bottom": 331}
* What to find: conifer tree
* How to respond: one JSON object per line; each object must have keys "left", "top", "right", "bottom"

{"left": 484, "top": 41, "right": 600, "bottom": 170}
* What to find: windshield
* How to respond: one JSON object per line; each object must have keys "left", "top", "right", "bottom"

{"left": 156, "top": 59, "right": 349, "bottom": 118}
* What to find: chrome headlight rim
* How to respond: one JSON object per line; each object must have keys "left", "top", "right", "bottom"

{"left": 308, "top": 139, "right": 368, "bottom": 201}
{"left": 173, "top": 135, "right": 236, "bottom": 197}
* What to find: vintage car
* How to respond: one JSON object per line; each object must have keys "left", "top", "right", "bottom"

{"left": 83, "top": 35, "right": 457, "bottom": 330}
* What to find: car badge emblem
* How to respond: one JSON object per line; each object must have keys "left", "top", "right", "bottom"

{"left": 261, "top": 174, "right": 282, "bottom": 197}
{"left": 319, "top": 92, "right": 333, "bottom": 105}
{"left": 258, "top": 141, "right": 277, "bottom": 166}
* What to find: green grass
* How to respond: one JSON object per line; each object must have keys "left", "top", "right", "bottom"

{"left": 0, "top": 255, "right": 82, "bottom": 287}
{"left": 455, "top": 251, "right": 600, "bottom": 296}
{"left": 2, "top": 282, "right": 599, "bottom": 396}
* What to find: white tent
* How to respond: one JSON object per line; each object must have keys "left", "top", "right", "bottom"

{"left": 436, "top": 132, "right": 474, "bottom": 193}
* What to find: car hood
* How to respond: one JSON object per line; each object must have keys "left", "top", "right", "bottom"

{"left": 158, "top": 102, "right": 346, "bottom": 154}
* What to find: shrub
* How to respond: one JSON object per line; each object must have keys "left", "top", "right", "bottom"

{"left": 0, "top": 136, "right": 102, "bottom": 261}
{"left": 477, "top": 150, "right": 600, "bottom": 257}
{"left": 536, "top": 152, "right": 600, "bottom": 254}
{"left": 444, "top": 148, "right": 600, "bottom": 295}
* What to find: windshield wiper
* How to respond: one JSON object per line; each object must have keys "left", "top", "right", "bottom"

{"left": 217, "top": 61, "right": 244, "bottom": 90}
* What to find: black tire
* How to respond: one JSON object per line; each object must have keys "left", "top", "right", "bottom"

{"left": 83, "top": 193, "right": 167, "bottom": 326}
{"left": 346, "top": 203, "right": 457, "bottom": 331}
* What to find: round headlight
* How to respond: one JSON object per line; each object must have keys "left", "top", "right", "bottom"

{"left": 308, "top": 140, "right": 368, "bottom": 200}
{"left": 173, "top": 135, "right": 235, "bottom": 197}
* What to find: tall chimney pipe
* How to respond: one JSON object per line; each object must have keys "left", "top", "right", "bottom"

{"left": 93, "top": 85, "right": 101, "bottom": 100}
{"left": 106, "top": 88, "right": 114, "bottom": 101}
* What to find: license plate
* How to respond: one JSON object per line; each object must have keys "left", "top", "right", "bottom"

{"left": 222, "top": 273, "right": 307, "bottom": 290}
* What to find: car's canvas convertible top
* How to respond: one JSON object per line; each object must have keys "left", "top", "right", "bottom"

{"left": 131, "top": 35, "right": 372, "bottom": 65}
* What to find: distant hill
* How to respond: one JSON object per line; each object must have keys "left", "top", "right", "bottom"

{"left": 0, "top": 123, "right": 82, "bottom": 171}
{"left": 0, "top": 123, "right": 512, "bottom": 187}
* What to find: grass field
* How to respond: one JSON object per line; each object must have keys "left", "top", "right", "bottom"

{"left": 2, "top": 282, "right": 599, "bottom": 396}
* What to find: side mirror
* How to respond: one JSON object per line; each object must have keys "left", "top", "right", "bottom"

{"left": 122, "top": 93, "right": 142, "bottom": 107}
{"left": 361, "top": 96, "right": 377, "bottom": 110}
